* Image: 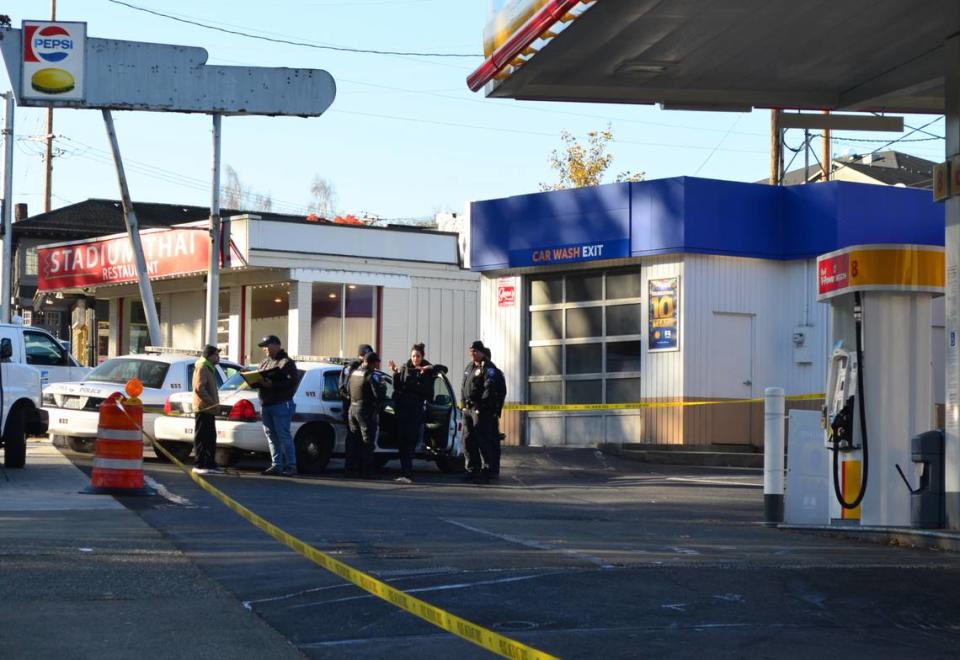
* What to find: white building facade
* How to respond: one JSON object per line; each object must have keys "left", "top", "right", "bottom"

{"left": 36, "top": 215, "right": 480, "bottom": 371}
{"left": 471, "top": 178, "right": 945, "bottom": 448}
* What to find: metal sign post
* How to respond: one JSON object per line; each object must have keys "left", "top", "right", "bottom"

{"left": 205, "top": 114, "right": 222, "bottom": 346}
{"left": 0, "top": 22, "right": 336, "bottom": 352}
{"left": 1, "top": 92, "right": 13, "bottom": 323}
{"left": 101, "top": 109, "right": 162, "bottom": 346}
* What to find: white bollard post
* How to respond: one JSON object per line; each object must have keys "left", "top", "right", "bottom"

{"left": 764, "top": 387, "right": 785, "bottom": 526}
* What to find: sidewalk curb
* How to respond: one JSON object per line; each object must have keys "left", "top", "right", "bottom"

{"left": 599, "top": 443, "right": 763, "bottom": 468}
{"left": 780, "top": 523, "right": 960, "bottom": 553}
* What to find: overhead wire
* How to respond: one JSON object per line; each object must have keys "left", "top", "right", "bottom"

{"left": 106, "top": 0, "right": 481, "bottom": 58}
{"left": 327, "top": 108, "right": 768, "bottom": 154}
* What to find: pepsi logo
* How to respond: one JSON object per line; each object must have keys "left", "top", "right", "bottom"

{"left": 24, "top": 24, "right": 75, "bottom": 64}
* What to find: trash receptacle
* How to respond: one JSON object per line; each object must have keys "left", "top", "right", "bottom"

{"left": 909, "top": 429, "right": 945, "bottom": 529}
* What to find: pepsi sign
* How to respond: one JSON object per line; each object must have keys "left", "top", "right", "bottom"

{"left": 21, "top": 21, "right": 86, "bottom": 102}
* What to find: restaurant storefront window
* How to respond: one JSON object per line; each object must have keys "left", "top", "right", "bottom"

{"left": 248, "top": 283, "right": 290, "bottom": 360}
{"left": 127, "top": 299, "right": 161, "bottom": 354}
{"left": 311, "top": 283, "right": 376, "bottom": 357}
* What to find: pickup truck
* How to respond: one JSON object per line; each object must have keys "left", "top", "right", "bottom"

{"left": 0, "top": 321, "right": 85, "bottom": 467}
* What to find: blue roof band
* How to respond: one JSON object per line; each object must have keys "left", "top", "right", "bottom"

{"left": 470, "top": 178, "right": 943, "bottom": 271}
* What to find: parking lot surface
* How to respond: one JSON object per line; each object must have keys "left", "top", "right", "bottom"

{"left": 58, "top": 445, "right": 960, "bottom": 658}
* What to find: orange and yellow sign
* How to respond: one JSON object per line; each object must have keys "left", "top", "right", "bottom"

{"left": 816, "top": 244, "right": 944, "bottom": 301}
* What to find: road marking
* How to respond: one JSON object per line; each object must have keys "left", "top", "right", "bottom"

{"left": 243, "top": 568, "right": 464, "bottom": 610}
{"left": 290, "top": 573, "right": 548, "bottom": 610}
{"left": 442, "top": 519, "right": 616, "bottom": 569}
{"left": 298, "top": 622, "right": 808, "bottom": 649}
{"left": 665, "top": 477, "right": 761, "bottom": 487}
{"left": 244, "top": 583, "right": 356, "bottom": 610}
{"left": 144, "top": 475, "right": 196, "bottom": 507}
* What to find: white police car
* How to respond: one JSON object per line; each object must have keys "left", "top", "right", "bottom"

{"left": 153, "top": 357, "right": 464, "bottom": 474}
{"left": 44, "top": 347, "right": 242, "bottom": 457}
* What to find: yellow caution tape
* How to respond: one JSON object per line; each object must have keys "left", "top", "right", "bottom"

{"left": 503, "top": 393, "right": 825, "bottom": 412}
{"left": 138, "top": 415, "right": 556, "bottom": 660}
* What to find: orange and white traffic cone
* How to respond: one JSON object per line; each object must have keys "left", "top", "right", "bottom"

{"left": 84, "top": 390, "right": 154, "bottom": 496}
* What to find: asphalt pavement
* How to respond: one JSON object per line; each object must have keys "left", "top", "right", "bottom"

{"left": 4, "top": 441, "right": 960, "bottom": 659}
{"left": 0, "top": 439, "right": 303, "bottom": 660}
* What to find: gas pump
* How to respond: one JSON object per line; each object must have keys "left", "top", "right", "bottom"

{"left": 823, "top": 294, "right": 867, "bottom": 519}
{"left": 816, "top": 245, "right": 944, "bottom": 527}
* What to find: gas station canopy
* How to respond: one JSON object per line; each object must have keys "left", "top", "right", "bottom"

{"left": 470, "top": 0, "right": 958, "bottom": 113}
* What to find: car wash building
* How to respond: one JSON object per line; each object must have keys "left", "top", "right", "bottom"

{"left": 34, "top": 213, "right": 480, "bottom": 371}
{"left": 471, "top": 177, "right": 944, "bottom": 448}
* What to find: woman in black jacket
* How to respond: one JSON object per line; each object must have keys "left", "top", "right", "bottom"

{"left": 389, "top": 343, "right": 433, "bottom": 483}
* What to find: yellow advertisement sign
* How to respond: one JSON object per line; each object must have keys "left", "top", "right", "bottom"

{"left": 816, "top": 244, "right": 945, "bottom": 301}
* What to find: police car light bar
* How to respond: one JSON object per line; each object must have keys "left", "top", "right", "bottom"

{"left": 289, "top": 354, "right": 351, "bottom": 365}
{"left": 145, "top": 346, "right": 206, "bottom": 358}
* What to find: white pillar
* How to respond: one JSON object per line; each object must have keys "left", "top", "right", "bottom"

{"left": 287, "top": 281, "right": 312, "bottom": 355}
{"left": 861, "top": 294, "right": 932, "bottom": 527}
{"left": 227, "top": 285, "right": 243, "bottom": 363}
{"left": 945, "top": 34, "right": 960, "bottom": 529}
{"left": 763, "top": 387, "right": 785, "bottom": 525}
{"left": 108, "top": 298, "right": 120, "bottom": 356}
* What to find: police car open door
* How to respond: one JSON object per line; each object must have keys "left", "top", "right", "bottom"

{"left": 423, "top": 372, "right": 457, "bottom": 454}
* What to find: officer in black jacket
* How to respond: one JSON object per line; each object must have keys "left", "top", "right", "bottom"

{"left": 460, "top": 340, "right": 497, "bottom": 483}
{"left": 251, "top": 335, "right": 299, "bottom": 476}
{"left": 482, "top": 347, "right": 507, "bottom": 478}
{"left": 389, "top": 343, "right": 434, "bottom": 483}
{"left": 339, "top": 344, "right": 373, "bottom": 475}
{"left": 347, "top": 351, "right": 386, "bottom": 478}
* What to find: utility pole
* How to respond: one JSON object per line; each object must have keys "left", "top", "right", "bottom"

{"left": 770, "top": 109, "right": 781, "bottom": 185}
{"left": 204, "top": 114, "right": 222, "bottom": 346}
{"left": 1, "top": 92, "right": 14, "bottom": 323}
{"left": 821, "top": 109, "right": 831, "bottom": 182}
{"left": 43, "top": 0, "right": 57, "bottom": 212}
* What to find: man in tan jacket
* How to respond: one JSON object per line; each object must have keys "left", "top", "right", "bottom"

{"left": 192, "top": 345, "right": 222, "bottom": 474}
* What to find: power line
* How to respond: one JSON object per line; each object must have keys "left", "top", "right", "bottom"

{"left": 328, "top": 108, "right": 769, "bottom": 154}
{"left": 106, "top": 0, "right": 481, "bottom": 58}
{"left": 205, "top": 51, "right": 771, "bottom": 138}
{"left": 826, "top": 116, "right": 944, "bottom": 180}
{"left": 832, "top": 135, "right": 942, "bottom": 144}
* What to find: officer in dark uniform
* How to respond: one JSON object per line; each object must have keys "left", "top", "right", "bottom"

{"left": 460, "top": 340, "right": 498, "bottom": 483}
{"left": 347, "top": 351, "right": 386, "bottom": 478}
{"left": 482, "top": 347, "right": 507, "bottom": 478}
{"left": 339, "top": 344, "right": 373, "bottom": 476}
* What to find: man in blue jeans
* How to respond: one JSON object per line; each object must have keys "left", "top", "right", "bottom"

{"left": 252, "top": 335, "right": 299, "bottom": 476}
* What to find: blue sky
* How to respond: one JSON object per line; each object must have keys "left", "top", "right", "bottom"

{"left": 4, "top": 0, "right": 946, "bottom": 220}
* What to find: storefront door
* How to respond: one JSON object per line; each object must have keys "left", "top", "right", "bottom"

{"left": 709, "top": 312, "right": 754, "bottom": 445}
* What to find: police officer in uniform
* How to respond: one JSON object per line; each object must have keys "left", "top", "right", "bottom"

{"left": 347, "top": 351, "right": 386, "bottom": 478}
{"left": 339, "top": 344, "right": 373, "bottom": 476}
{"left": 460, "top": 340, "right": 498, "bottom": 483}
{"left": 482, "top": 347, "right": 507, "bottom": 479}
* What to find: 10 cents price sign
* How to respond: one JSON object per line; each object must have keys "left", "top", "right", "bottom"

{"left": 649, "top": 277, "right": 679, "bottom": 351}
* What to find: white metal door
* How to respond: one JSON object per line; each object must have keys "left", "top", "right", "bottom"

{"left": 709, "top": 313, "right": 754, "bottom": 444}
{"left": 710, "top": 313, "right": 754, "bottom": 397}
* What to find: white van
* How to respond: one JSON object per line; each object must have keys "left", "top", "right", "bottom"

{"left": 0, "top": 323, "right": 58, "bottom": 467}
{"left": 0, "top": 321, "right": 90, "bottom": 388}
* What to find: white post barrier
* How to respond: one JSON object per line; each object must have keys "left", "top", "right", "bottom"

{"left": 764, "top": 387, "right": 785, "bottom": 526}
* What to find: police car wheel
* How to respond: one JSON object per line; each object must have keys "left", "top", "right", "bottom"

{"left": 295, "top": 424, "right": 334, "bottom": 474}
{"left": 434, "top": 454, "right": 465, "bottom": 474}
{"left": 215, "top": 447, "right": 240, "bottom": 467}
{"left": 66, "top": 436, "right": 95, "bottom": 454}
{"left": 155, "top": 442, "right": 192, "bottom": 463}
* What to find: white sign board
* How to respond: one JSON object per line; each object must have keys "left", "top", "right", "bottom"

{"left": 21, "top": 21, "right": 86, "bottom": 103}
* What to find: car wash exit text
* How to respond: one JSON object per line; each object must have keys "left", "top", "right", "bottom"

{"left": 510, "top": 239, "right": 630, "bottom": 267}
